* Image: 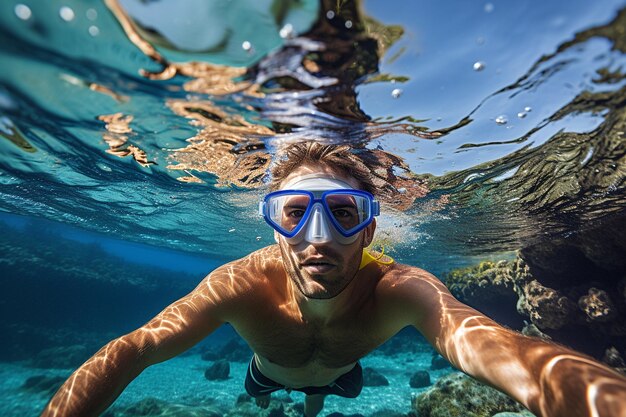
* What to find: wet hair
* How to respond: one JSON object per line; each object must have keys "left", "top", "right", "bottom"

{"left": 270, "top": 142, "right": 376, "bottom": 195}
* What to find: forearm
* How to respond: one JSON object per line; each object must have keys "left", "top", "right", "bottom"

{"left": 443, "top": 327, "right": 626, "bottom": 417}
{"left": 523, "top": 340, "right": 626, "bottom": 417}
{"left": 41, "top": 336, "right": 146, "bottom": 417}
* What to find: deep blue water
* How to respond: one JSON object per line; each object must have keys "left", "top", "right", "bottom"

{"left": 1, "top": 0, "right": 626, "bottom": 415}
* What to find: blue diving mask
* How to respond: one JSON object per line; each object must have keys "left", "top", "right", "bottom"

{"left": 259, "top": 175, "right": 379, "bottom": 245}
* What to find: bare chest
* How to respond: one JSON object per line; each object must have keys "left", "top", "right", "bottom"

{"left": 231, "top": 303, "right": 396, "bottom": 369}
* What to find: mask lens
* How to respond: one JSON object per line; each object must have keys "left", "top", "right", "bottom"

{"left": 324, "top": 193, "right": 370, "bottom": 234}
{"left": 267, "top": 193, "right": 311, "bottom": 234}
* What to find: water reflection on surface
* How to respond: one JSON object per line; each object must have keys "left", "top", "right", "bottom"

{"left": 0, "top": 0, "right": 624, "bottom": 270}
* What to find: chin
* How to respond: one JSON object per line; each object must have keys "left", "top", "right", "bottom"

{"left": 298, "top": 275, "right": 348, "bottom": 299}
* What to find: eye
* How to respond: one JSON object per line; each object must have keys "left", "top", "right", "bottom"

{"left": 287, "top": 209, "right": 306, "bottom": 218}
{"left": 332, "top": 209, "right": 353, "bottom": 218}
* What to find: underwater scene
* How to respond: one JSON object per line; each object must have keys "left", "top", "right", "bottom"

{"left": 1, "top": 0, "right": 626, "bottom": 416}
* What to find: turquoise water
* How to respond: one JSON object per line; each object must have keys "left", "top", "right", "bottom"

{"left": 1, "top": 0, "right": 626, "bottom": 415}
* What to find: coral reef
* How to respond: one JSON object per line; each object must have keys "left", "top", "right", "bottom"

{"left": 445, "top": 260, "right": 525, "bottom": 328}
{"left": 411, "top": 373, "right": 529, "bottom": 417}
{"left": 445, "top": 236, "right": 626, "bottom": 369}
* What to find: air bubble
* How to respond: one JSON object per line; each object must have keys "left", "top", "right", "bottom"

{"left": 524, "top": 106, "right": 532, "bottom": 112}
{"left": 517, "top": 112, "right": 527, "bottom": 119}
{"left": 484, "top": 3, "right": 494, "bottom": 13}
{"left": 345, "top": 20, "right": 353, "bottom": 29}
{"left": 326, "top": 10, "right": 335, "bottom": 19}
{"left": 228, "top": 228, "right": 236, "bottom": 233}
{"left": 242, "top": 41, "right": 252, "bottom": 51}
{"left": 88, "top": 26, "right": 99, "bottom": 36}
{"left": 473, "top": 61, "right": 486, "bottom": 71}
{"left": 97, "top": 163, "right": 112, "bottom": 172}
{"left": 15, "top": 4, "right": 32, "bottom": 20}
{"left": 279, "top": 23, "right": 294, "bottom": 39}
{"left": 495, "top": 115, "right": 508, "bottom": 125}
{"left": 86, "top": 8, "right": 97, "bottom": 21}
{"left": 59, "top": 6, "right": 75, "bottom": 22}
{"left": 391, "top": 88, "right": 402, "bottom": 98}
{"left": 256, "top": 236, "right": 262, "bottom": 241}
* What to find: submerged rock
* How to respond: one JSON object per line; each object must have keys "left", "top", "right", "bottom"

{"left": 578, "top": 287, "right": 617, "bottom": 322}
{"left": 520, "top": 322, "right": 551, "bottom": 340}
{"left": 409, "top": 370, "right": 431, "bottom": 388}
{"left": 204, "top": 359, "right": 230, "bottom": 380}
{"left": 445, "top": 247, "right": 626, "bottom": 369}
{"left": 102, "top": 397, "right": 223, "bottom": 417}
{"left": 430, "top": 354, "right": 451, "bottom": 370}
{"left": 362, "top": 367, "right": 389, "bottom": 386}
{"left": 31, "top": 344, "right": 92, "bottom": 369}
{"left": 20, "top": 374, "right": 66, "bottom": 397}
{"left": 412, "top": 373, "right": 529, "bottom": 417}
{"left": 516, "top": 279, "right": 576, "bottom": 330}
{"left": 201, "top": 337, "right": 252, "bottom": 363}
{"left": 445, "top": 260, "right": 524, "bottom": 328}
{"left": 602, "top": 347, "right": 626, "bottom": 374}
{"left": 226, "top": 398, "right": 302, "bottom": 417}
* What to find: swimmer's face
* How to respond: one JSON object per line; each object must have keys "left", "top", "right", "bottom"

{"left": 276, "top": 164, "right": 376, "bottom": 300}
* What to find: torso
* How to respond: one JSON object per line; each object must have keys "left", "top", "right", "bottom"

{"left": 216, "top": 246, "right": 412, "bottom": 388}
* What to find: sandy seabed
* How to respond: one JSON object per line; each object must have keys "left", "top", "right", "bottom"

{"left": 1, "top": 349, "right": 454, "bottom": 417}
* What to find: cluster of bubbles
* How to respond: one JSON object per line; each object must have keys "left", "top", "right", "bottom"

{"left": 14, "top": 3, "right": 100, "bottom": 37}
{"left": 325, "top": 9, "right": 353, "bottom": 28}
{"left": 240, "top": 19, "right": 299, "bottom": 56}
{"left": 495, "top": 107, "right": 532, "bottom": 125}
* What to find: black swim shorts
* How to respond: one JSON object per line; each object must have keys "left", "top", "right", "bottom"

{"left": 244, "top": 356, "right": 363, "bottom": 398}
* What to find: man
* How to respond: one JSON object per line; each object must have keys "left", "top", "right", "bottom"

{"left": 43, "top": 142, "right": 626, "bottom": 417}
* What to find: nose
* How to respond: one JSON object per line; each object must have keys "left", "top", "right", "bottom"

{"left": 304, "top": 203, "right": 332, "bottom": 244}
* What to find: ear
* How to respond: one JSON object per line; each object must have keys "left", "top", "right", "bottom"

{"left": 363, "top": 219, "right": 376, "bottom": 248}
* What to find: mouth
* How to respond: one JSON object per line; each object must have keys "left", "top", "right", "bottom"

{"left": 301, "top": 259, "right": 336, "bottom": 274}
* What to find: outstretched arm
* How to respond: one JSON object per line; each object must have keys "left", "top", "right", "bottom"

{"left": 392, "top": 268, "right": 626, "bottom": 417}
{"left": 41, "top": 264, "right": 240, "bottom": 417}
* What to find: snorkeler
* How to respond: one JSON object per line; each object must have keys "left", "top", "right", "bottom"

{"left": 42, "top": 142, "right": 626, "bottom": 417}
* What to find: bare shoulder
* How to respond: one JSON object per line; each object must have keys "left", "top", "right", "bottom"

{"left": 192, "top": 245, "right": 283, "bottom": 301}
{"left": 378, "top": 262, "right": 448, "bottom": 295}
{"left": 374, "top": 262, "right": 454, "bottom": 328}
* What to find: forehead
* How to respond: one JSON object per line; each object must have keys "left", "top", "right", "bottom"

{"left": 279, "top": 163, "right": 360, "bottom": 189}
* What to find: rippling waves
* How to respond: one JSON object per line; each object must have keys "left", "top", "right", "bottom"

{"left": 0, "top": 0, "right": 624, "bottom": 269}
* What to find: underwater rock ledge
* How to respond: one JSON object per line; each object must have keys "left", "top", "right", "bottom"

{"left": 445, "top": 214, "right": 626, "bottom": 373}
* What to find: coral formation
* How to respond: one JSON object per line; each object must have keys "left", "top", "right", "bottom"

{"left": 445, "top": 235, "right": 626, "bottom": 369}
{"left": 412, "top": 373, "right": 528, "bottom": 417}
